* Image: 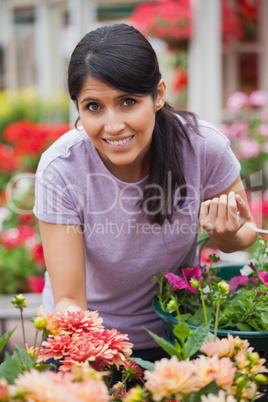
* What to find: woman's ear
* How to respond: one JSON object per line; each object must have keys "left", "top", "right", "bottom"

{"left": 155, "top": 79, "right": 166, "bottom": 111}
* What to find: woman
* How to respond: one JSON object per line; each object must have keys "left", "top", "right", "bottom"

{"left": 33, "top": 23, "right": 257, "bottom": 362}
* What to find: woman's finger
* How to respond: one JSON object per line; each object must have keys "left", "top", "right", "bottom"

{"left": 217, "top": 194, "right": 228, "bottom": 229}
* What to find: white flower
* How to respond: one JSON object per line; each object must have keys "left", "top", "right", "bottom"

{"left": 201, "top": 390, "right": 236, "bottom": 402}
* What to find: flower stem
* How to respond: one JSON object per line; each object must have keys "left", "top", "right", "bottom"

{"left": 214, "top": 298, "right": 221, "bottom": 342}
{"left": 20, "top": 306, "right": 28, "bottom": 370}
{"left": 199, "top": 287, "right": 209, "bottom": 342}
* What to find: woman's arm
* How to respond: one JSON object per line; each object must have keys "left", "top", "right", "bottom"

{"left": 199, "top": 175, "right": 258, "bottom": 253}
{"left": 39, "top": 220, "right": 88, "bottom": 313}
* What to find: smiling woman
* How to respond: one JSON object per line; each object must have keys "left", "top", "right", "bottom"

{"left": 33, "top": 23, "right": 257, "bottom": 366}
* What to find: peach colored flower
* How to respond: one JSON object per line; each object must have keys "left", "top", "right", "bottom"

{"left": 200, "top": 334, "right": 250, "bottom": 359}
{"left": 54, "top": 310, "right": 104, "bottom": 334}
{"left": 92, "top": 329, "right": 133, "bottom": 369}
{"left": 194, "top": 355, "right": 236, "bottom": 389}
{"left": 38, "top": 334, "right": 73, "bottom": 362}
{"left": 201, "top": 390, "right": 236, "bottom": 402}
{"left": 144, "top": 356, "right": 198, "bottom": 401}
{"left": 66, "top": 378, "right": 110, "bottom": 402}
{"left": 12, "top": 368, "right": 110, "bottom": 402}
{"left": 235, "top": 350, "right": 268, "bottom": 376}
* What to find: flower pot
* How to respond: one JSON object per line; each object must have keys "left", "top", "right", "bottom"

{"left": 153, "top": 263, "right": 268, "bottom": 364}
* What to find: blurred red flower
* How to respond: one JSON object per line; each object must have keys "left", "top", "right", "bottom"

{"left": 27, "top": 275, "right": 45, "bottom": 293}
{"left": 130, "top": 0, "right": 244, "bottom": 49}
{"left": 2, "top": 120, "right": 71, "bottom": 171}
{"left": 31, "top": 243, "right": 46, "bottom": 266}
{"left": 1, "top": 224, "right": 36, "bottom": 248}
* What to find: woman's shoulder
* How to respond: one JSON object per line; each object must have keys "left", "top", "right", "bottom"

{"left": 176, "top": 113, "right": 231, "bottom": 156}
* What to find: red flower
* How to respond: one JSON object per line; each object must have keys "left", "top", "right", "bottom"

{"left": 27, "top": 275, "right": 45, "bottom": 293}
{"left": 1, "top": 225, "right": 36, "bottom": 248}
{"left": 0, "top": 144, "right": 19, "bottom": 171}
{"left": 31, "top": 244, "right": 46, "bottom": 266}
{"left": 130, "top": 0, "right": 244, "bottom": 48}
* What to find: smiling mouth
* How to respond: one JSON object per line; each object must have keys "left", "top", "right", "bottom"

{"left": 104, "top": 135, "right": 134, "bottom": 146}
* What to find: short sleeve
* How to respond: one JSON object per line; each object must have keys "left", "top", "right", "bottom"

{"left": 200, "top": 125, "right": 241, "bottom": 200}
{"left": 33, "top": 162, "right": 84, "bottom": 225}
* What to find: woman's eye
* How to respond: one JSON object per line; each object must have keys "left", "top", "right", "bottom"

{"left": 123, "top": 98, "right": 135, "bottom": 107}
{"left": 88, "top": 103, "right": 100, "bottom": 112}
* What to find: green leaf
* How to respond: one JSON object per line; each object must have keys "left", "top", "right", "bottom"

{"left": 261, "top": 311, "right": 268, "bottom": 324}
{"left": 145, "top": 328, "right": 179, "bottom": 358}
{"left": 184, "top": 321, "right": 212, "bottom": 359}
{"left": 130, "top": 357, "right": 155, "bottom": 371}
{"left": 0, "top": 355, "right": 23, "bottom": 384}
{"left": 13, "top": 344, "right": 34, "bottom": 370}
{"left": 173, "top": 322, "right": 191, "bottom": 344}
{"left": 236, "top": 323, "right": 252, "bottom": 331}
{"left": 188, "top": 381, "right": 220, "bottom": 401}
{"left": 0, "top": 327, "right": 17, "bottom": 352}
{"left": 247, "top": 319, "right": 264, "bottom": 331}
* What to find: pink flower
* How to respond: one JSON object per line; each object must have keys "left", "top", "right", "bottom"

{"left": 226, "top": 92, "right": 249, "bottom": 111}
{"left": 258, "top": 123, "right": 268, "bottom": 138}
{"left": 165, "top": 265, "right": 203, "bottom": 294}
{"left": 228, "top": 275, "right": 258, "bottom": 292}
{"left": 38, "top": 334, "right": 73, "bottom": 362}
{"left": 258, "top": 272, "right": 268, "bottom": 286}
{"left": 54, "top": 310, "right": 104, "bottom": 334}
{"left": 229, "top": 120, "right": 249, "bottom": 140}
{"left": 249, "top": 90, "right": 268, "bottom": 107}
{"left": 238, "top": 140, "right": 260, "bottom": 159}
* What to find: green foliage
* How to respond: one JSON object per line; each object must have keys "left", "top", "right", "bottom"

{"left": 0, "top": 328, "right": 17, "bottom": 352}
{"left": 0, "top": 244, "right": 42, "bottom": 293}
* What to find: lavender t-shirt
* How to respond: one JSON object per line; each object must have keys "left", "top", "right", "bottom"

{"left": 33, "top": 117, "right": 240, "bottom": 349}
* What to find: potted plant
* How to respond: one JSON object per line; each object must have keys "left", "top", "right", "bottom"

{"left": 153, "top": 237, "right": 268, "bottom": 363}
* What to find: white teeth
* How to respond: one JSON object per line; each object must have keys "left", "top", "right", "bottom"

{"left": 106, "top": 136, "right": 133, "bottom": 146}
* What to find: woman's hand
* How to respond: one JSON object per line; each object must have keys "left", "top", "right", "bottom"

{"left": 199, "top": 177, "right": 258, "bottom": 252}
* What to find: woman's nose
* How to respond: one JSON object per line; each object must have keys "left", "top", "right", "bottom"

{"left": 104, "top": 110, "right": 126, "bottom": 135}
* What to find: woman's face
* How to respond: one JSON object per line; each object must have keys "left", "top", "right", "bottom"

{"left": 76, "top": 77, "right": 165, "bottom": 182}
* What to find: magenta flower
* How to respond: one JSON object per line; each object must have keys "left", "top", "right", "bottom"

{"left": 258, "top": 272, "right": 268, "bottom": 287}
{"left": 228, "top": 276, "right": 258, "bottom": 292}
{"left": 165, "top": 266, "right": 203, "bottom": 294}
